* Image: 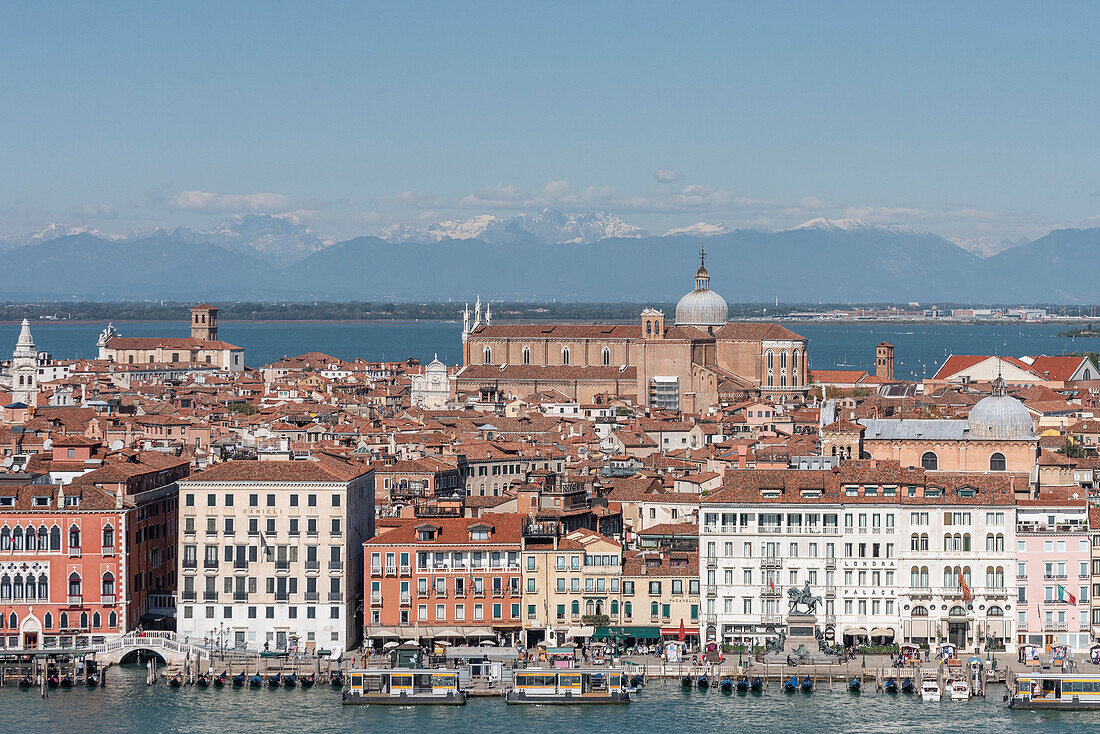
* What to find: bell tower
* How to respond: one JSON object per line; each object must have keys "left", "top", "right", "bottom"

{"left": 875, "top": 341, "right": 894, "bottom": 381}
{"left": 11, "top": 319, "right": 38, "bottom": 406}
{"left": 190, "top": 304, "right": 218, "bottom": 341}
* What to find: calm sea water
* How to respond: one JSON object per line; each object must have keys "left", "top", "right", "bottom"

{"left": 0, "top": 320, "right": 1092, "bottom": 380}
{"left": 1, "top": 667, "right": 1096, "bottom": 734}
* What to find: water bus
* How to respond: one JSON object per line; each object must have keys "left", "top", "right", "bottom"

{"left": 342, "top": 668, "right": 466, "bottom": 705}
{"left": 505, "top": 668, "right": 630, "bottom": 704}
{"left": 1009, "top": 673, "right": 1100, "bottom": 710}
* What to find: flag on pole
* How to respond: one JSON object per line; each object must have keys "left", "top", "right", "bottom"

{"left": 1057, "top": 584, "right": 1078, "bottom": 605}
{"left": 769, "top": 578, "right": 775, "bottom": 594}
{"left": 957, "top": 569, "right": 972, "bottom": 602}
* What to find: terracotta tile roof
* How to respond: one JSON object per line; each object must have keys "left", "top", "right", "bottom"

{"left": 182, "top": 456, "right": 371, "bottom": 483}
{"left": 363, "top": 513, "right": 524, "bottom": 546}
{"left": 455, "top": 364, "right": 637, "bottom": 381}
{"left": 106, "top": 336, "right": 243, "bottom": 351}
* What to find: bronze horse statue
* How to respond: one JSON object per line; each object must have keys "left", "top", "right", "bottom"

{"left": 786, "top": 582, "right": 823, "bottom": 615}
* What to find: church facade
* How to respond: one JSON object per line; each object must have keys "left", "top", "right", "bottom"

{"left": 98, "top": 304, "right": 245, "bottom": 372}
{"left": 454, "top": 254, "right": 809, "bottom": 412}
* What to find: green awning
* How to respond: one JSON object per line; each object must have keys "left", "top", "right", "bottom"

{"left": 592, "top": 626, "right": 661, "bottom": 640}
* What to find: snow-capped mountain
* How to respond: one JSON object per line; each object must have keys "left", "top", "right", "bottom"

{"left": 662, "top": 222, "right": 732, "bottom": 237}
{"left": 0, "top": 223, "right": 124, "bottom": 250}
{"left": 789, "top": 217, "right": 921, "bottom": 235}
{"left": 950, "top": 235, "right": 1028, "bottom": 258}
{"left": 147, "top": 213, "right": 336, "bottom": 266}
{"left": 378, "top": 209, "right": 648, "bottom": 245}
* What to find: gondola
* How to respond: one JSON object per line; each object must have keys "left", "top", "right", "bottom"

{"left": 750, "top": 677, "right": 764, "bottom": 692}
{"left": 735, "top": 675, "right": 749, "bottom": 692}
{"left": 848, "top": 677, "right": 861, "bottom": 692}
{"left": 233, "top": 672, "right": 247, "bottom": 688}
{"left": 330, "top": 671, "right": 344, "bottom": 687}
{"left": 630, "top": 674, "right": 644, "bottom": 688}
{"left": 719, "top": 677, "right": 734, "bottom": 692}
{"left": 284, "top": 673, "right": 298, "bottom": 688}
{"left": 168, "top": 675, "right": 183, "bottom": 688}
{"left": 47, "top": 676, "right": 59, "bottom": 689}
{"left": 267, "top": 673, "right": 282, "bottom": 688}
{"left": 799, "top": 676, "right": 814, "bottom": 693}
{"left": 60, "top": 675, "right": 74, "bottom": 688}
{"left": 196, "top": 674, "right": 211, "bottom": 688}
{"left": 18, "top": 676, "right": 34, "bottom": 689}
{"left": 696, "top": 674, "right": 709, "bottom": 689}
{"left": 681, "top": 675, "right": 693, "bottom": 688}
{"left": 784, "top": 675, "right": 799, "bottom": 692}
{"left": 249, "top": 674, "right": 263, "bottom": 688}
{"left": 86, "top": 674, "right": 99, "bottom": 687}
{"left": 213, "top": 672, "right": 226, "bottom": 688}
{"left": 300, "top": 673, "right": 315, "bottom": 688}
{"left": 884, "top": 678, "right": 899, "bottom": 693}
{"left": 900, "top": 677, "right": 916, "bottom": 694}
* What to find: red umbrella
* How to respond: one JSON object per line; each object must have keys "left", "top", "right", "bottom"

{"left": 678, "top": 619, "right": 686, "bottom": 642}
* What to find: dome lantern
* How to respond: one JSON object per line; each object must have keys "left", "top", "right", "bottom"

{"left": 675, "top": 245, "right": 728, "bottom": 327}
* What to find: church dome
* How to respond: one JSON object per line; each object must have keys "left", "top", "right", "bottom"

{"left": 967, "top": 378, "right": 1034, "bottom": 439}
{"left": 675, "top": 250, "right": 728, "bottom": 327}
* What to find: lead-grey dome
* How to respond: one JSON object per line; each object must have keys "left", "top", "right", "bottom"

{"left": 967, "top": 378, "right": 1034, "bottom": 439}
{"left": 675, "top": 251, "right": 728, "bottom": 327}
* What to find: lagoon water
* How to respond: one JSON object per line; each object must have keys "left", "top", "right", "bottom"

{"left": 1, "top": 666, "right": 1096, "bottom": 734}
{"left": 0, "top": 320, "right": 1092, "bottom": 380}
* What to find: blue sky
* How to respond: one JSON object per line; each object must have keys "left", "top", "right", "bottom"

{"left": 2, "top": 1, "right": 1098, "bottom": 245}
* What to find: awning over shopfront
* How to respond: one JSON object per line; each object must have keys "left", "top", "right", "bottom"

{"left": 592, "top": 626, "right": 661, "bottom": 640}
{"left": 660, "top": 626, "right": 700, "bottom": 637}
{"left": 566, "top": 626, "right": 595, "bottom": 639}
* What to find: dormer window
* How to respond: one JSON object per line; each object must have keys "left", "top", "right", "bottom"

{"left": 0, "top": 497, "right": 13, "bottom": 507}
{"left": 33, "top": 496, "right": 50, "bottom": 507}
{"left": 957, "top": 487, "right": 976, "bottom": 498}
{"left": 925, "top": 487, "right": 942, "bottom": 498}
{"left": 470, "top": 529, "right": 490, "bottom": 541}
{"left": 864, "top": 486, "right": 878, "bottom": 497}
{"left": 417, "top": 529, "right": 436, "bottom": 541}
{"left": 845, "top": 486, "right": 858, "bottom": 497}
{"left": 64, "top": 496, "right": 80, "bottom": 507}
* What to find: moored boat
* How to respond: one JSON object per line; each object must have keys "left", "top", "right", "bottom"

{"left": 249, "top": 674, "right": 263, "bottom": 688}
{"left": 60, "top": 675, "right": 74, "bottom": 688}
{"left": 735, "top": 675, "right": 749, "bottom": 692}
{"left": 343, "top": 668, "right": 466, "bottom": 706}
{"left": 267, "top": 673, "right": 282, "bottom": 688}
{"left": 330, "top": 671, "right": 344, "bottom": 687}
{"left": 630, "top": 674, "right": 644, "bottom": 688}
{"left": 750, "top": 677, "right": 764, "bottom": 692}
{"left": 47, "top": 676, "right": 59, "bottom": 689}
{"left": 284, "top": 674, "right": 298, "bottom": 688}
{"left": 719, "top": 677, "right": 734, "bottom": 692}
{"left": 506, "top": 669, "right": 629, "bottom": 704}
{"left": 920, "top": 671, "right": 941, "bottom": 702}
{"left": 196, "top": 674, "right": 211, "bottom": 688}
{"left": 848, "top": 677, "right": 861, "bottom": 692}
{"left": 681, "top": 675, "right": 693, "bottom": 688}
{"left": 783, "top": 676, "right": 799, "bottom": 692}
{"left": 901, "top": 677, "right": 915, "bottom": 694}
{"left": 232, "top": 672, "right": 246, "bottom": 687}
{"left": 948, "top": 676, "right": 970, "bottom": 701}
{"left": 213, "top": 672, "right": 226, "bottom": 688}
{"left": 1009, "top": 673, "right": 1100, "bottom": 710}
{"left": 696, "top": 674, "right": 709, "bottom": 690}
{"left": 300, "top": 674, "right": 315, "bottom": 688}
{"left": 799, "top": 676, "right": 814, "bottom": 693}
{"left": 884, "top": 678, "right": 899, "bottom": 693}
{"left": 167, "top": 675, "right": 183, "bottom": 688}
{"left": 19, "top": 676, "right": 34, "bottom": 689}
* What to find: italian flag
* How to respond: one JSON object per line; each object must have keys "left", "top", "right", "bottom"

{"left": 1057, "top": 584, "right": 1078, "bottom": 605}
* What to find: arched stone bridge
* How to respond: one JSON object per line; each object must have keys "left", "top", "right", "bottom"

{"left": 97, "top": 630, "right": 215, "bottom": 666}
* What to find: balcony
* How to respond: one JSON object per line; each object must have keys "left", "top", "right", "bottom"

{"left": 825, "top": 559, "right": 837, "bottom": 570}
{"left": 760, "top": 585, "right": 782, "bottom": 598}
{"left": 760, "top": 558, "right": 783, "bottom": 569}
{"left": 509, "top": 586, "right": 522, "bottom": 598}
{"left": 68, "top": 548, "right": 82, "bottom": 558}
{"left": 275, "top": 560, "right": 290, "bottom": 572}
{"left": 706, "top": 556, "right": 717, "bottom": 569}
{"left": 399, "top": 565, "right": 411, "bottom": 576}
{"left": 233, "top": 591, "right": 248, "bottom": 601}
{"left": 181, "top": 591, "right": 196, "bottom": 602}
{"left": 100, "top": 594, "right": 116, "bottom": 605}
{"left": 102, "top": 547, "right": 115, "bottom": 557}
{"left": 305, "top": 560, "right": 319, "bottom": 572}
{"left": 399, "top": 593, "right": 411, "bottom": 606}
{"left": 329, "top": 561, "right": 344, "bottom": 572}
{"left": 328, "top": 592, "right": 343, "bottom": 602}
{"left": 1044, "top": 622, "right": 1069, "bottom": 631}
{"left": 473, "top": 589, "right": 486, "bottom": 598}
{"left": 908, "top": 586, "right": 933, "bottom": 598}
{"left": 183, "top": 559, "right": 198, "bottom": 570}
{"left": 825, "top": 586, "right": 836, "bottom": 598}
{"left": 454, "top": 588, "right": 467, "bottom": 598}
{"left": 304, "top": 592, "right": 319, "bottom": 602}
{"left": 234, "top": 559, "right": 248, "bottom": 571}
{"left": 203, "top": 559, "right": 219, "bottom": 570}
{"left": 492, "top": 588, "right": 505, "bottom": 598}
{"left": 203, "top": 591, "right": 218, "bottom": 602}
{"left": 370, "top": 565, "right": 383, "bottom": 577}
{"left": 762, "top": 614, "right": 783, "bottom": 626}
{"left": 435, "top": 588, "right": 448, "bottom": 598}
{"left": 275, "top": 592, "right": 289, "bottom": 602}
{"left": 384, "top": 564, "right": 397, "bottom": 577}
{"left": 417, "top": 588, "right": 430, "bottom": 598}
{"left": 706, "top": 587, "right": 717, "bottom": 599}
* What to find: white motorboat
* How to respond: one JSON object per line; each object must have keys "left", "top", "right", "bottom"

{"left": 920, "top": 671, "right": 941, "bottom": 702}
{"left": 948, "top": 676, "right": 970, "bottom": 701}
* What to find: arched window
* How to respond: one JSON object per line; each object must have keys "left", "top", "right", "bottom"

{"left": 79, "top": 612, "right": 88, "bottom": 629}
{"left": 949, "top": 605, "right": 966, "bottom": 617}
{"left": 920, "top": 567, "right": 929, "bottom": 587}
{"left": 611, "top": 599, "right": 619, "bottom": 616}
{"left": 12, "top": 525, "right": 23, "bottom": 551}
{"left": 920, "top": 452, "right": 938, "bottom": 470}
{"left": 109, "top": 611, "right": 117, "bottom": 628}
{"left": 791, "top": 350, "right": 800, "bottom": 385}
{"left": 650, "top": 601, "right": 659, "bottom": 618}
{"left": 911, "top": 534, "right": 920, "bottom": 551}
{"left": 92, "top": 612, "right": 101, "bottom": 629}
{"left": 986, "top": 566, "right": 996, "bottom": 588}
{"left": 920, "top": 534, "right": 928, "bottom": 551}
{"left": 602, "top": 346, "right": 611, "bottom": 366}
{"left": 8, "top": 612, "right": 16, "bottom": 629}
{"left": 646, "top": 321, "right": 652, "bottom": 335}
{"left": 11, "top": 574, "right": 21, "bottom": 600}
{"left": 910, "top": 566, "right": 921, "bottom": 586}
{"left": 995, "top": 533, "right": 1004, "bottom": 552}
{"left": 102, "top": 572, "right": 115, "bottom": 597}
{"left": 995, "top": 567, "right": 1004, "bottom": 588}
{"left": 24, "top": 575, "right": 35, "bottom": 600}
{"left": 943, "top": 568, "right": 953, "bottom": 588}
{"left": 59, "top": 612, "right": 68, "bottom": 629}
{"left": 483, "top": 346, "right": 492, "bottom": 364}
{"left": 38, "top": 525, "right": 48, "bottom": 549}
{"left": 0, "top": 526, "right": 9, "bottom": 551}
{"left": 522, "top": 346, "right": 530, "bottom": 365}
{"left": 988, "top": 606, "right": 1004, "bottom": 617}
{"left": 781, "top": 350, "right": 787, "bottom": 373}
{"left": 0, "top": 576, "right": 9, "bottom": 600}
{"left": 912, "top": 605, "right": 928, "bottom": 617}
{"left": 102, "top": 524, "right": 114, "bottom": 549}
{"left": 962, "top": 534, "right": 971, "bottom": 552}
{"left": 25, "top": 525, "right": 35, "bottom": 552}
{"left": 68, "top": 525, "right": 81, "bottom": 550}
{"left": 561, "top": 347, "right": 570, "bottom": 366}
{"left": 50, "top": 525, "right": 61, "bottom": 551}
{"left": 68, "top": 572, "right": 82, "bottom": 598}
{"left": 985, "top": 533, "right": 995, "bottom": 552}
{"left": 38, "top": 574, "right": 48, "bottom": 600}
{"left": 989, "top": 452, "right": 1006, "bottom": 472}
{"left": 624, "top": 601, "right": 632, "bottom": 617}
{"left": 943, "top": 535, "right": 951, "bottom": 552}
{"left": 570, "top": 600, "right": 579, "bottom": 616}
{"left": 766, "top": 351, "right": 774, "bottom": 386}
{"left": 44, "top": 612, "right": 52, "bottom": 630}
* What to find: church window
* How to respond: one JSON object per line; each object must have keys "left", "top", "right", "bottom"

{"left": 781, "top": 350, "right": 787, "bottom": 371}
{"left": 989, "top": 452, "right": 1006, "bottom": 472}
{"left": 522, "top": 346, "right": 530, "bottom": 365}
{"left": 562, "top": 347, "right": 570, "bottom": 366}
{"left": 483, "top": 347, "right": 492, "bottom": 364}
{"left": 920, "top": 452, "right": 938, "bottom": 471}
{"left": 646, "top": 321, "right": 652, "bottom": 335}
{"left": 602, "top": 347, "right": 611, "bottom": 366}
{"left": 766, "top": 351, "right": 774, "bottom": 386}
{"left": 792, "top": 350, "right": 799, "bottom": 384}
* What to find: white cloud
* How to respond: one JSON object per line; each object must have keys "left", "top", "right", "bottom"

{"left": 73, "top": 203, "right": 117, "bottom": 219}
{"left": 171, "top": 190, "right": 293, "bottom": 213}
{"left": 654, "top": 169, "right": 681, "bottom": 183}
{"left": 842, "top": 205, "right": 928, "bottom": 224}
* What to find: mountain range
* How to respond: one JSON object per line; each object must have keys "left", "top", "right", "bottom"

{"left": 0, "top": 211, "right": 1097, "bottom": 303}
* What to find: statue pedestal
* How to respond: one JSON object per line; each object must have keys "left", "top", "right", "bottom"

{"left": 783, "top": 614, "right": 818, "bottom": 654}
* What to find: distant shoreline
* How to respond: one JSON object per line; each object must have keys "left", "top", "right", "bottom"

{"left": 1, "top": 317, "right": 1097, "bottom": 327}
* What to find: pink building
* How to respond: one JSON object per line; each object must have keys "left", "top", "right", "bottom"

{"left": 1016, "top": 491, "right": 1091, "bottom": 652}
